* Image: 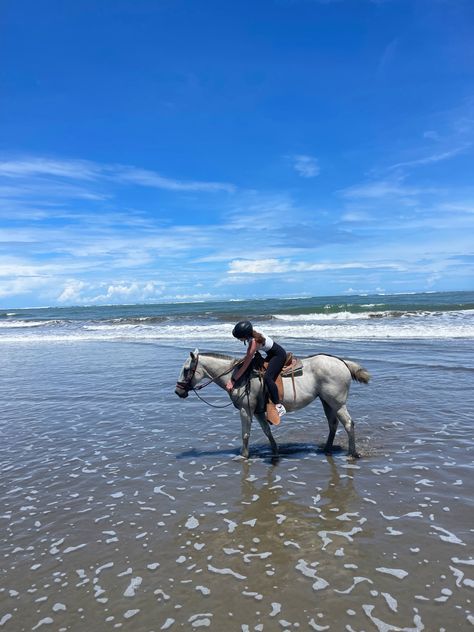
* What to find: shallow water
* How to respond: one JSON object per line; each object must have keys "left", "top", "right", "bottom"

{"left": 0, "top": 339, "right": 473, "bottom": 631}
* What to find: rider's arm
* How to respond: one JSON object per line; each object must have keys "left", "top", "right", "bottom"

{"left": 232, "top": 338, "right": 259, "bottom": 383}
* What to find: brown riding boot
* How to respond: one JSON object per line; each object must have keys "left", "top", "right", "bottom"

{"left": 266, "top": 402, "right": 281, "bottom": 426}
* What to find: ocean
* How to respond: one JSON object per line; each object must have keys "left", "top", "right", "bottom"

{"left": 2, "top": 290, "right": 474, "bottom": 343}
{"left": 0, "top": 291, "right": 473, "bottom": 631}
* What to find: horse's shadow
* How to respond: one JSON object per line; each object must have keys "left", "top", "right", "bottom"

{"left": 175, "top": 441, "right": 345, "bottom": 464}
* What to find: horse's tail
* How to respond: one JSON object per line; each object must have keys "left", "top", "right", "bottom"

{"left": 342, "top": 359, "right": 371, "bottom": 384}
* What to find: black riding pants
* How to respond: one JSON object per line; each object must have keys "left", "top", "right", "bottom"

{"left": 264, "top": 342, "right": 286, "bottom": 404}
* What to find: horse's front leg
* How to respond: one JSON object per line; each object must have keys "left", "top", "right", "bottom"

{"left": 255, "top": 412, "right": 278, "bottom": 456}
{"left": 239, "top": 407, "right": 252, "bottom": 459}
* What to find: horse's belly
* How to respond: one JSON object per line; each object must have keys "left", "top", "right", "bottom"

{"left": 282, "top": 388, "right": 316, "bottom": 412}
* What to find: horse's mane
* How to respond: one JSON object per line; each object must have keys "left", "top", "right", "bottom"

{"left": 201, "top": 352, "right": 236, "bottom": 361}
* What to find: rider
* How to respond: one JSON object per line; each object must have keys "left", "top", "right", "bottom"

{"left": 226, "top": 320, "right": 287, "bottom": 419}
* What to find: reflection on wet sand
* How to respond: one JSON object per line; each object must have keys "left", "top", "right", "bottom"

{"left": 157, "top": 456, "right": 371, "bottom": 629}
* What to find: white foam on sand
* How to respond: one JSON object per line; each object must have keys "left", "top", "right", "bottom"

{"left": 431, "top": 526, "right": 465, "bottom": 545}
{"left": 185, "top": 516, "right": 200, "bottom": 529}
{"left": 207, "top": 564, "right": 246, "bottom": 580}
{"left": 375, "top": 567, "right": 409, "bottom": 579}
{"left": 124, "top": 576, "right": 142, "bottom": 597}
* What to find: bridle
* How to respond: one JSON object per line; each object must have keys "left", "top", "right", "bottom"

{"left": 175, "top": 353, "right": 200, "bottom": 394}
{"left": 175, "top": 353, "right": 247, "bottom": 408}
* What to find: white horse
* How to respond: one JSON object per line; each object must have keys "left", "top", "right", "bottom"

{"left": 175, "top": 349, "right": 370, "bottom": 459}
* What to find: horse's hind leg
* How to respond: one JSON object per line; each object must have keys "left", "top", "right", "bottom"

{"left": 255, "top": 412, "right": 278, "bottom": 456}
{"left": 321, "top": 399, "right": 339, "bottom": 454}
{"left": 337, "top": 405, "right": 360, "bottom": 459}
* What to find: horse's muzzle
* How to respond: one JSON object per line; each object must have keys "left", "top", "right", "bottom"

{"left": 175, "top": 385, "right": 189, "bottom": 398}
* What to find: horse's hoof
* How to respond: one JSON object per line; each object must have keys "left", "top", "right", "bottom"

{"left": 348, "top": 451, "right": 361, "bottom": 459}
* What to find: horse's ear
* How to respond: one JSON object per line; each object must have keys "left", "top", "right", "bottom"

{"left": 190, "top": 348, "right": 199, "bottom": 360}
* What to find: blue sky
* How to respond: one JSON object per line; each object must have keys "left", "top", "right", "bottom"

{"left": 1, "top": 0, "right": 473, "bottom": 307}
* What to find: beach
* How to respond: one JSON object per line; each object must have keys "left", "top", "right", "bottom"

{"left": 1, "top": 293, "right": 473, "bottom": 631}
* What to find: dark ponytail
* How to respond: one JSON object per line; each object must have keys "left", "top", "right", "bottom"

{"left": 252, "top": 330, "right": 265, "bottom": 345}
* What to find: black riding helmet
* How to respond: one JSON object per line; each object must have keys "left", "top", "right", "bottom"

{"left": 232, "top": 320, "right": 253, "bottom": 339}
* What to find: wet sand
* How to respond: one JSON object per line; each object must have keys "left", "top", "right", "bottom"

{"left": 0, "top": 340, "right": 473, "bottom": 631}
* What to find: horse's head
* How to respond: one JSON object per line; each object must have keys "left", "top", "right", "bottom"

{"left": 175, "top": 348, "right": 203, "bottom": 398}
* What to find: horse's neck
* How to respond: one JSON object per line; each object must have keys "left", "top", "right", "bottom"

{"left": 200, "top": 355, "right": 235, "bottom": 382}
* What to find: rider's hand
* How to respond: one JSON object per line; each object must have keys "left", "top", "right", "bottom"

{"left": 225, "top": 380, "right": 234, "bottom": 392}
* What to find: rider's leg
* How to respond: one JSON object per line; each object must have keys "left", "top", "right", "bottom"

{"left": 264, "top": 351, "right": 286, "bottom": 404}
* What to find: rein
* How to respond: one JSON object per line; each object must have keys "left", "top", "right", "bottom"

{"left": 192, "top": 387, "right": 237, "bottom": 408}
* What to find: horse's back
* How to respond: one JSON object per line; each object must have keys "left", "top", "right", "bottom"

{"left": 303, "top": 353, "right": 352, "bottom": 380}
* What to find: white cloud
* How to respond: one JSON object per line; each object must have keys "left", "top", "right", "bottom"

{"left": 292, "top": 155, "right": 320, "bottom": 178}
{"left": 57, "top": 280, "right": 87, "bottom": 303}
{"left": 340, "top": 179, "right": 437, "bottom": 200}
{"left": 228, "top": 259, "right": 292, "bottom": 274}
{"left": 436, "top": 202, "right": 474, "bottom": 214}
{"left": 0, "top": 157, "right": 99, "bottom": 180}
{"left": 0, "top": 156, "right": 236, "bottom": 194}
{"left": 0, "top": 275, "right": 52, "bottom": 298}
{"left": 228, "top": 258, "right": 405, "bottom": 275}
{"left": 57, "top": 280, "right": 166, "bottom": 305}
{"left": 114, "top": 166, "right": 236, "bottom": 193}
{"left": 387, "top": 145, "right": 470, "bottom": 172}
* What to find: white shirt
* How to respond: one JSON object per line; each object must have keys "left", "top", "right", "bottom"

{"left": 258, "top": 332, "right": 274, "bottom": 353}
